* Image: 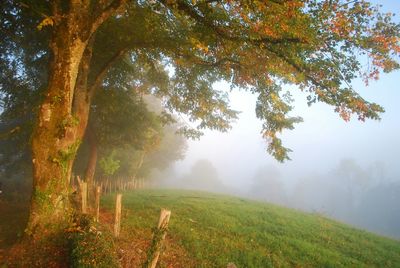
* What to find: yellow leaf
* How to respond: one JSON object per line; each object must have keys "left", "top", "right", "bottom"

{"left": 37, "top": 17, "right": 54, "bottom": 31}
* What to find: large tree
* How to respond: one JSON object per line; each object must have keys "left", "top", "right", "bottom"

{"left": 1, "top": 0, "right": 400, "bottom": 242}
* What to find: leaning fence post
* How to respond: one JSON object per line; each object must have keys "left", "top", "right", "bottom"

{"left": 114, "top": 193, "right": 122, "bottom": 237}
{"left": 144, "top": 209, "right": 171, "bottom": 268}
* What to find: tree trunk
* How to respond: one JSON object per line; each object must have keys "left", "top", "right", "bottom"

{"left": 28, "top": 27, "right": 88, "bottom": 237}
{"left": 26, "top": 1, "right": 126, "bottom": 238}
{"left": 132, "top": 150, "right": 146, "bottom": 180}
{"left": 84, "top": 125, "right": 98, "bottom": 206}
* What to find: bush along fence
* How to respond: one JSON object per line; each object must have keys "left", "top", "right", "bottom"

{"left": 72, "top": 175, "right": 171, "bottom": 268}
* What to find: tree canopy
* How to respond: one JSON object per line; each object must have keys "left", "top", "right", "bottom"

{"left": 2, "top": 1, "right": 399, "bottom": 161}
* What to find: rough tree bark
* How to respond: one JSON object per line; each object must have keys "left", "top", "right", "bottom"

{"left": 27, "top": 0, "right": 125, "bottom": 238}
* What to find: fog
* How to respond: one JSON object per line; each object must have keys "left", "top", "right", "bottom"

{"left": 152, "top": 68, "right": 400, "bottom": 239}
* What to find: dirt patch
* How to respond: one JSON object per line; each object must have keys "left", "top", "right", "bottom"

{"left": 116, "top": 230, "right": 197, "bottom": 268}
{"left": 0, "top": 200, "right": 29, "bottom": 247}
{"left": 5, "top": 238, "right": 69, "bottom": 268}
{"left": 0, "top": 200, "right": 30, "bottom": 264}
{"left": 0, "top": 203, "right": 197, "bottom": 267}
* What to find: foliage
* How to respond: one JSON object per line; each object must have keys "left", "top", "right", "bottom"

{"left": 102, "top": 189, "right": 400, "bottom": 267}
{"left": 66, "top": 214, "right": 119, "bottom": 268}
{"left": 137, "top": 122, "right": 187, "bottom": 178}
{"left": 3, "top": 0, "right": 399, "bottom": 164}
{"left": 98, "top": 151, "right": 120, "bottom": 176}
{"left": 90, "top": 81, "right": 163, "bottom": 151}
{"left": 100, "top": 122, "right": 187, "bottom": 180}
{"left": 138, "top": 0, "right": 400, "bottom": 160}
{"left": 87, "top": 88, "right": 163, "bottom": 179}
{"left": 85, "top": 91, "right": 186, "bottom": 179}
{"left": 0, "top": 0, "right": 48, "bottom": 181}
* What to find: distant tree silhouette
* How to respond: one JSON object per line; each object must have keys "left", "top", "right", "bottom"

{"left": 180, "top": 159, "right": 225, "bottom": 192}
{"left": 249, "top": 165, "right": 287, "bottom": 205}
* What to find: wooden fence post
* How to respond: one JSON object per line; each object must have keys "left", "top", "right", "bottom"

{"left": 114, "top": 193, "right": 122, "bottom": 237}
{"left": 144, "top": 209, "right": 171, "bottom": 268}
{"left": 81, "top": 182, "right": 88, "bottom": 214}
{"left": 95, "top": 186, "right": 101, "bottom": 222}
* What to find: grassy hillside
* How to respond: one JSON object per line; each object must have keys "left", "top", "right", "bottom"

{"left": 102, "top": 189, "right": 400, "bottom": 268}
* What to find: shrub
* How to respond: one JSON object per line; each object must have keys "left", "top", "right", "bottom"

{"left": 66, "top": 214, "right": 119, "bottom": 268}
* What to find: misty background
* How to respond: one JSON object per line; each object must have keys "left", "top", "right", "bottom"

{"left": 151, "top": 68, "right": 400, "bottom": 239}
{"left": 135, "top": 5, "right": 400, "bottom": 234}
{"left": 149, "top": 2, "right": 400, "bottom": 241}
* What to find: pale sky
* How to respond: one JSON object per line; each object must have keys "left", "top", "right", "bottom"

{"left": 174, "top": 0, "right": 400, "bottom": 191}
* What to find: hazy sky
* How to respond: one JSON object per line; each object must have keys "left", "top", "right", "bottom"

{"left": 174, "top": 0, "right": 400, "bottom": 190}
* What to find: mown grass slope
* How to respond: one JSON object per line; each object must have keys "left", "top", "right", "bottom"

{"left": 102, "top": 189, "right": 400, "bottom": 268}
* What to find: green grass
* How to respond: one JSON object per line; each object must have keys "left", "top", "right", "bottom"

{"left": 102, "top": 189, "right": 400, "bottom": 268}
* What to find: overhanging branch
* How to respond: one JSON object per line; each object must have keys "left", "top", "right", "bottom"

{"left": 88, "top": 47, "right": 129, "bottom": 98}
{"left": 91, "top": 0, "right": 127, "bottom": 34}
{"left": 159, "top": 0, "right": 306, "bottom": 45}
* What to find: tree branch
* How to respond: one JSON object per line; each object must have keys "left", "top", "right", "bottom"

{"left": 91, "top": 0, "right": 127, "bottom": 34}
{"left": 88, "top": 48, "right": 128, "bottom": 98}
{"left": 159, "top": 0, "right": 305, "bottom": 44}
{"left": 266, "top": 46, "right": 327, "bottom": 90}
{"left": 339, "top": 0, "right": 360, "bottom": 8}
{"left": 176, "top": 52, "right": 242, "bottom": 69}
